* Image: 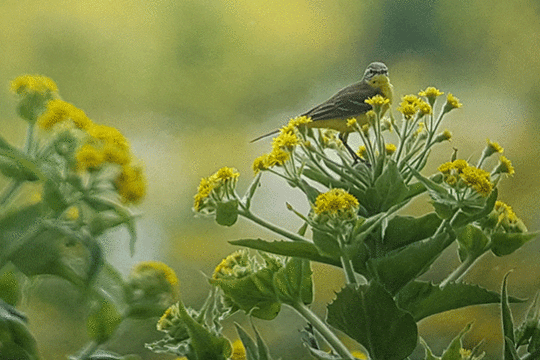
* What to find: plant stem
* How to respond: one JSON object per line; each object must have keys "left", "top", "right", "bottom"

{"left": 440, "top": 254, "right": 480, "bottom": 287}
{"left": 0, "top": 180, "right": 22, "bottom": 206}
{"left": 340, "top": 254, "right": 357, "bottom": 285}
{"left": 238, "top": 208, "right": 311, "bottom": 243}
{"left": 292, "top": 302, "right": 355, "bottom": 359}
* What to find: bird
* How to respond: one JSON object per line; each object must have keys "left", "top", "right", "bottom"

{"left": 251, "top": 62, "right": 393, "bottom": 159}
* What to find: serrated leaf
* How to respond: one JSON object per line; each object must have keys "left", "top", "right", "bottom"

{"left": 273, "top": 258, "right": 313, "bottom": 305}
{"left": 491, "top": 231, "right": 539, "bottom": 257}
{"left": 368, "top": 233, "right": 454, "bottom": 295}
{"left": 176, "top": 300, "right": 232, "bottom": 360}
{"left": 327, "top": 282, "right": 417, "bottom": 360}
{"left": 381, "top": 213, "right": 442, "bottom": 252}
{"left": 451, "top": 189, "right": 498, "bottom": 228}
{"left": 501, "top": 272, "right": 515, "bottom": 359}
{"left": 216, "top": 199, "right": 239, "bottom": 226}
{"left": 396, "top": 281, "right": 525, "bottom": 322}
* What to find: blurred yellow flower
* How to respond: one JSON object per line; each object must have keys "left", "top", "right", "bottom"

{"left": 10, "top": 75, "right": 58, "bottom": 95}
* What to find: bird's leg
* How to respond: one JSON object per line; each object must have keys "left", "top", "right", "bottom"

{"left": 339, "top": 133, "right": 362, "bottom": 164}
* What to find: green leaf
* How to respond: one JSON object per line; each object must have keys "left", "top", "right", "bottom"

{"left": 501, "top": 272, "right": 516, "bottom": 359}
{"left": 273, "top": 258, "right": 313, "bottom": 305}
{"left": 503, "top": 337, "right": 520, "bottom": 360}
{"left": 440, "top": 322, "right": 473, "bottom": 360}
{"left": 368, "top": 233, "right": 454, "bottom": 295}
{"left": 312, "top": 229, "right": 341, "bottom": 258}
{"left": 457, "top": 225, "right": 489, "bottom": 261}
{"left": 0, "top": 269, "right": 21, "bottom": 306}
{"left": 420, "top": 337, "right": 441, "bottom": 360}
{"left": 176, "top": 300, "right": 232, "bottom": 360}
{"left": 327, "top": 282, "right": 417, "bottom": 360}
{"left": 0, "top": 299, "right": 39, "bottom": 360}
{"left": 396, "top": 281, "right": 525, "bottom": 322}
{"left": 363, "top": 161, "right": 409, "bottom": 214}
{"left": 491, "top": 231, "right": 539, "bottom": 257}
{"left": 215, "top": 199, "right": 239, "bottom": 226}
{"left": 234, "top": 322, "right": 273, "bottom": 360}
{"left": 230, "top": 239, "right": 340, "bottom": 267}
{"left": 87, "top": 299, "right": 122, "bottom": 344}
{"left": 229, "top": 239, "right": 369, "bottom": 276}
{"left": 451, "top": 189, "right": 498, "bottom": 228}
{"left": 381, "top": 213, "right": 442, "bottom": 252}
{"left": 210, "top": 267, "right": 281, "bottom": 320}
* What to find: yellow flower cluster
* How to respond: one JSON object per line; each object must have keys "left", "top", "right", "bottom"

{"left": 497, "top": 155, "right": 515, "bottom": 175}
{"left": 418, "top": 87, "right": 444, "bottom": 101}
{"left": 193, "top": 167, "right": 240, "bottom": 211}
{"left": 132, "top": 261, "right": 179, "bottom": 288}
{"left": 37, "top": 99, "right": 92, "bottom": 130}
{"left": 486, "top": 139, "right": 504, "bottom": 154}
{"left": 493, "top": 201, "right": 527, "bottom": 232}
{"left": 212, "top": 250, "right": 248, "bottom": 280}
{"left": 397, "top": 95, "right": 432, "bottom": 118}
{"left": 445, "top": 93, "right": 463, "bottom": 110}
{"left": 252, "top": 116, "right": 311, "bottom": 174}
{"left": 385, "top": 143, "right": 397, "bottom": 155}
{"left": 364, "top": 94, "right": 390, "bottom": 107}
{"left": 438, "top": 159, "right": 492, "bottom": 196}
{"left": 10, "top": 75, "right": 58, "bottom": 95}
{"left": 314, "top": 188, "right": 359, "bottom": 216}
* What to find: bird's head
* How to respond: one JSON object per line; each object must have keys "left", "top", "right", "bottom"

{"left": 363, "top": 62, "right": 389, "bottom": 81}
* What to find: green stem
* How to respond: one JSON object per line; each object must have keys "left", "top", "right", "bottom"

{"left": 292, "top": 302, "right": 355, "bottom": 359}
{"left": 238, "top": 208, "right": 310, "bottom": 243}
{"left": 340, "top": 253, "right": 357, "bottom": 285}
{"left": 440, "top": 253, "right": 481, "bottom": 287}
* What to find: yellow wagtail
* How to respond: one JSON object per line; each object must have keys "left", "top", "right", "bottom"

{"left": 252, "top": 62, "right": 393, "bottom": 158}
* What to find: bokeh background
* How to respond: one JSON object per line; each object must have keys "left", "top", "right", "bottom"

{"left": 1, "top": 0, "right": 539, "bottom": 359}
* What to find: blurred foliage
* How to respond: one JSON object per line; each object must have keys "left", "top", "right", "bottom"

{"left": 1, "top": 0, "right": 539, "bottom": 359}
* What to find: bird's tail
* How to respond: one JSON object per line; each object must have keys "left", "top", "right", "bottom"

{"left": 250, "top": 129, "right": 280, "bottom": 143}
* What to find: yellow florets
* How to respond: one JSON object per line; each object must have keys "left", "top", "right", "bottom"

{"left": 75, "top": 144, "right": 105, "bottom": 171}
{"left": 418, "top": 87, "right": 444, "bottom": 99}
{"left": 37, "top": 99, "right": 92, "bottom": 130}
{"left": 231, "top": 339, "right": 247, "bottom": 360}
{"left": 385, "top": 143, "right": 397, "bottom": 155}
{"left": 496, "top": 155, "right": 515, "bottom": 175}
{"left": 10, "top": 75, "right": 58, "bottom": 95}
{"left": 314, "top": 188, "right": 359, "bottom": 217}
{"left": 487, "top": 139, "right": 504, "bottom": 154}
{"left": 210, "top": 166, "right": 240, "bottom": 183}
{"left": 445, "top": 93, "right": 462, "bottom": 110}
{"left": 365, "top": 95, "right": 390, "bottom": 107}
{"left": 115, "top": 164, "right": 147, "bottom": 203}
{"left": 459, "top": 166, "right": 492, "bottom": 196}
{"left": 212, "top": 250, "right": 249, "bottom": 280}
{"left": 132, "top": 261, "right": 179, "bottom": 288}
{"left": 356, "top": 145, "right": 367, "bottom": 159}
{"left": 417, "top": 99, "right": 432, "bottom": 115}
{"left": 347, "top": 118, "right": 357, "bottom": 127}
{"left": 272, "top": 131, "right": 300, "bottom": 151}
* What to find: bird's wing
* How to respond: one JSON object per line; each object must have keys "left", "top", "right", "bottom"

{"left": 301, "top": 81, "right": 382, "bottom": 121}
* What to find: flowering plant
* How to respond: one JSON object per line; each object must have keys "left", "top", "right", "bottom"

{"left": 177, "top": 87, "right": 539, "bottom": 359}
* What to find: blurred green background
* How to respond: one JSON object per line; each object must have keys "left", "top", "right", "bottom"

{"left": 1, "top": 0, "right": 539, "bottom": 359}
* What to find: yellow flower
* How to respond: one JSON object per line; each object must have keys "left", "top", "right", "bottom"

{"left": 495, "top": 201, "right": 518, "bottom": 223}
{"left": 10, "top": 75, "right": 58, "bottom": 95}
{"left": 365, "top": 95, "right": 390, "bottom": 107}
{"left": 401, "top": 95, "right": 420, "bottom": 105}
{"left": 418, "top": 87, "right": 444, "bottom": 99}
{"left": 115, "top": 164, "right": 146, "bottom": 203}
{"left": 385, "top": 143, "right": 397, "bottom": 155}
{"left": 37, "top": 99, "right": 92, "bottom": 130}
{"left": 268, "top": 148, "right": 290, "bottom": 166}
{"left": 397, "top": 103, "right": 417, "bottom": 117}
{"left": 103, "top": 143, "right": 131, "bottom": 165}
{"left": 314, "top": 188, "right": 359, "bottom": 216}
{"left": 356, "top": 145, "right": 366, "bottom": 159}
{"left": 445, "top": 93, "right": 462, "bottom": 110}
{"left": 351, "top": 350, "right": 368, "bottom": 360}
{"left": 212, "top": 250, "right": 249, "bottom": 280}
{"left": 88, "top": 124, "right": 129, "bottom": 150}
{"left": 347, "top": 118, "right": 357, "bottom": 128}
{"left": 272, "top": 131, "right": 299, "bottom": 150}
{"left": 231, "top": 339, "right": 246, "bottom": 360}
{"left": 252, "top": 154, "right": 270, "bottom": 175}
{"left": 75, "top": 144, "right": 105, "bottom": 171}
{"left": 496, "top": 155, "right": 515, "bottom": 175}
{"left": 210, "top": 167, "right": 240, "bottom": 183}
{"left": 486, "top": 139, "right": 504, "bottom": 154}
{"left": 64, "top": 206, "right": 80, "bottom": 221}
{"left": 460, "top": 166, "right": 492, "bottom": 196}
{"left": 417, "top": 99, "right": 432, "bottom": 115}
{"left": 438, "top": 159, "right": 469, "bottom": 174}
{"left": 132, "top": 261, "right": 179, "bottom": 288}
{"left": 287, "top": 115, "right": 312, "bottom": 128}
{"left": 194, "top": 177, "right": 215, "bottom": 211}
